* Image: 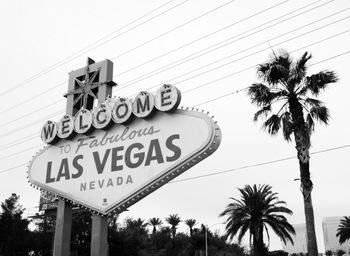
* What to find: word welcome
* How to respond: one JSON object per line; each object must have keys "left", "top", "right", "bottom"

{"left": 41, "top": 84, "right": 181, "bottom": 144}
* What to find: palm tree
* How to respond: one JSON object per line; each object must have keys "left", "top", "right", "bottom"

{"left": 185, "top": 219, "right": 197, "bottom": 236}
{"left": 335, "top": 249, "right": 346, "bottom": 256}
{"left": 125, "top": 217, "right": 149, "bottom": 234}
{"left": 336, "top": 216, "right": 350, "bottom": 244}
{"left": 219, "top": 184, "right": 295, "bottom": 256}
{"left": 325, "top": 250, "right": 334, "bottom": 256}
{"left": 166, "top": 214, "right": 181, "bottom": 238}
{"left": 247, "top": 49, "right": 338, "bottom": 256}
{"left": 148, "top": 217, "right": 163, "bottom": 234}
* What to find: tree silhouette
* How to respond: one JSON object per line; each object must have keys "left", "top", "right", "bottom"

{"left": 220, "top": 184, "right": 295, "bottom": 256}
{"left": 166, "top": 214, "right": 181, "bottom": 238}
{"left": 148, "top": 217, "right": 163, "bottom": 234}
{"left": 185, "top": 218, "right": 197, "bottom": 236}
{"left": 247, "top": 49, "right": 338, "bottom": 256}
{"left": 337, "top": 216, "right": 350, "bottom": 245}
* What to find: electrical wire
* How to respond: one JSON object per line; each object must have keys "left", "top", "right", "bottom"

{"left": 114, "top": 0, "right": 291, "bottom": 78}
{"left": 0, "top": 0, "right": 190, "bottom": 98}
{"left": 116, "top": 0, "right": 336, "bottom": 90}
{"left": 0, "top": 134, "right": 38, "bottom": 151}
{"left": 1, "top": 48, "right": 349, "bottom": 171}
{"left": 0, "top": 144, "right": 44, "bottom": 161}
{"left": 180, "top": 29, "right": 350, "bottom": 94}
{"left": 0, "top": 0, "right": 234, "bottom": 98}
{"left": 0, "top": 32, "right": 348, "bottom": 143}
{"left": 2, "top": 4, "right": 346, "bottom": 130}
{"left": 0, "top": 0, "right": 330, "bottom": 116}
{"left": 169, "top": 144, "right": 350, "bottom": 184}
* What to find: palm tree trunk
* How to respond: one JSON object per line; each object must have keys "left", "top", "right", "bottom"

{"left": 290, "top": 98, "right": 318, "bottom": 256}
{"left": 299, "top": 157, "right": 318, "bottom": 256}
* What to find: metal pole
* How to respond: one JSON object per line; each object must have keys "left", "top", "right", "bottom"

{"left": 205, "top": 226, "right": 208, "bottom": 256}
{"left": 53, "top": 200, "right": 72, "bottom": 256}
{"left": 91, "top": 214, "right": 109, "bottom": 256}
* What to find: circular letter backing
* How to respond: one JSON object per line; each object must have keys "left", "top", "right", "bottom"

{"left": 57, "top": 115, "right": 75, "bottom": 139}
{"left": 112, "top": 98, "right": 133, "bottom": 123}
{"left": 74, "top": 108, "right": 93, "bottom": 134}
{"left": 154, "top": 84, "right": 181, "bottom": 112}
{"left": 41, "top": 120, "right": 59, "bottom": 144}
{"left": 92, "top": 102, "right": 112, "bottom": 129}
{"left": 132, "top": 91, "right": 155, "bottom": 118}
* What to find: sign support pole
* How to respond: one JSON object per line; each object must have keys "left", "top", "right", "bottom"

{"left": 91, "top": 214, "right": 109, "bottom": 256}
{"left": 52, "top": 57, "right": 115, "bottom": 256}
{"left": 53, "top": 200, "right": 72, "bottom": 256}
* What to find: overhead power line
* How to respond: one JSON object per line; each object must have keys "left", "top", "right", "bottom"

{"left": 0, "top": 0, "right": 329, "bottom": 116}
{"left": 116, "top": 0, "right": 335, "bottom": 90}
{"left": 0, "top": 0, "right": 190, "bottom": 98}
{"left": 0, "top": 48, "right": 349, "bottom": 168}
{"left": 130, "top": 23, "right": 350, "bottom": 95}
{"left": 0, "top": 30, "right": 348, "bottom": 142}
{"left": 169, "top": 144, "right": 350, "bottom": 184}
{"left": 1, "top": 144, "right": 349, "bottom": 186}
{"left": 0, "top": 134, "right": 38, "bottom": 152}
{"left": 114, "top": 0, "right": 291, "bottom": 78}
{"left": 0, "top": 0, "right": 235, "bottom": 99}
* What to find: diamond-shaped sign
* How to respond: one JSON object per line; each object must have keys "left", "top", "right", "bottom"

{"left": 28, "top": 110, "right": 221, "bottom": 215}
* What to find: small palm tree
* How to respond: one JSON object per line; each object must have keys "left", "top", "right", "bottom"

{"left": 148, "top": 217, "right": 163, "bottom": 234}
{"left": 219, "top": 184, "right": 295, "bottom": 256}
{"left": 335, "top": 249, "right": 346, "bottom": 256}
{"left": 126, "top": 217, "right": 149, "bottom": 234}
{"left": 247, "top": 49, "right": 338, "bottom": 256}
{"left": 325, "top": 250, "right": 334, "bottom": 256}
{"left": 166, "top": 214, "right": 181, "bottom": 238}
{"left": 185, "top": 219, "right": 197, "bottom": 236}
{"left": 336, "top": 216, "right": 350, "bottom": 244}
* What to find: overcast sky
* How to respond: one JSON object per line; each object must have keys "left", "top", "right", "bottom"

{"left": 0, "top": 0, "right": 349, "bottom": 252}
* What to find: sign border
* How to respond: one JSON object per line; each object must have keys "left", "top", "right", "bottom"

{"left": 28, "top": 109, "right": 221, "bottom": 215}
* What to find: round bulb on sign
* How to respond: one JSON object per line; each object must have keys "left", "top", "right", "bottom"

{"left": 154, "top": 84, "right": 181, "bottom": 112}
{"left": 40, "top": 120, "right": 59, "bottom": 144}
{"left": 57, "top": 115, "right": 75, "bottom": 139}
{"left": 92, "top": 102, "right": 113, "bottom": 130}
{"left": 112, "top": 97, "right": 133, "bottom": 124}
{"left": 74, "top": 108, "right": 93, "bottom": 134}
{"left": 132, "top": 91, "right": 155, "bottom": 118}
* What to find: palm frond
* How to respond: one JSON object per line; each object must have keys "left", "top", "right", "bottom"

{"left": 263, "top": 114, "right": 281, "bottom": 135}
{"left": 281, "top": 112, "right": 293, "bottom": 141}
{"left": 305, "top": 70, "right": 338, "bottom": 96}
{"left": 247, "top": 83, "right": 273, "bottom": 106}
{"left": 302, "top": 97, "right": 323, "bottom": 108}
{"left": 309, "top": 106, "right": 330, "bottom": 125}
{"left": 257, "top": 49, "right": 292, "bottom": 86}
{"left": 288, "top": 52, "right": 312, "bottom": 86}
{"left": 337, "top": 216, "right": 350, "bottom": 245}
{"left": 306, "top": 113, "right": 315, "bottom": 134}
{"left": 253, "top": 105, "right": 271, "bottom": 121}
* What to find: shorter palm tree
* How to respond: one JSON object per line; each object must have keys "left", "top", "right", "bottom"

{"left": 336, "top": 216, "right": 350, "bottom": 244}
{"left": 219, "top": 184, "right": 295, "bottom": 256}
{"left": 185, "top": 219, "right": 197, "bottom": 236}
{"left": 166, "top": 214, "right": 181, "bottom": 238}
{"left": 148, "top": 217, "right": 163, "bottom": 234}
{"left": 325, "top": 249, "right": 334, "bottom": 256}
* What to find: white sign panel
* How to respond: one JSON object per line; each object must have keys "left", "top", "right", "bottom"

{"left": 28, "top": 110, "right": 221, "bottom": 215}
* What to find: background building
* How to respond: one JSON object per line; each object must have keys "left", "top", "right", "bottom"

{"left": 282, "top": 223, "right": 307, "bottom": 254}
{"left": 323, "top": 216, "right": 350, "bottom": 255}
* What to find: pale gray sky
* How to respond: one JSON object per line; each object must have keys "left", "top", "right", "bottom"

{"left": 0, "top": 0, "right": 349, "bottom": 252}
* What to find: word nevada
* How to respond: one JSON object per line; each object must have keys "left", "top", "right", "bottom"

{"left": 41, "top": 85, "right": 181, "bottom": 144}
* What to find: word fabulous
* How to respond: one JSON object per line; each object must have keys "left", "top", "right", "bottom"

{"left": 41, "top": 84, "right": 181, "bottom": 144}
